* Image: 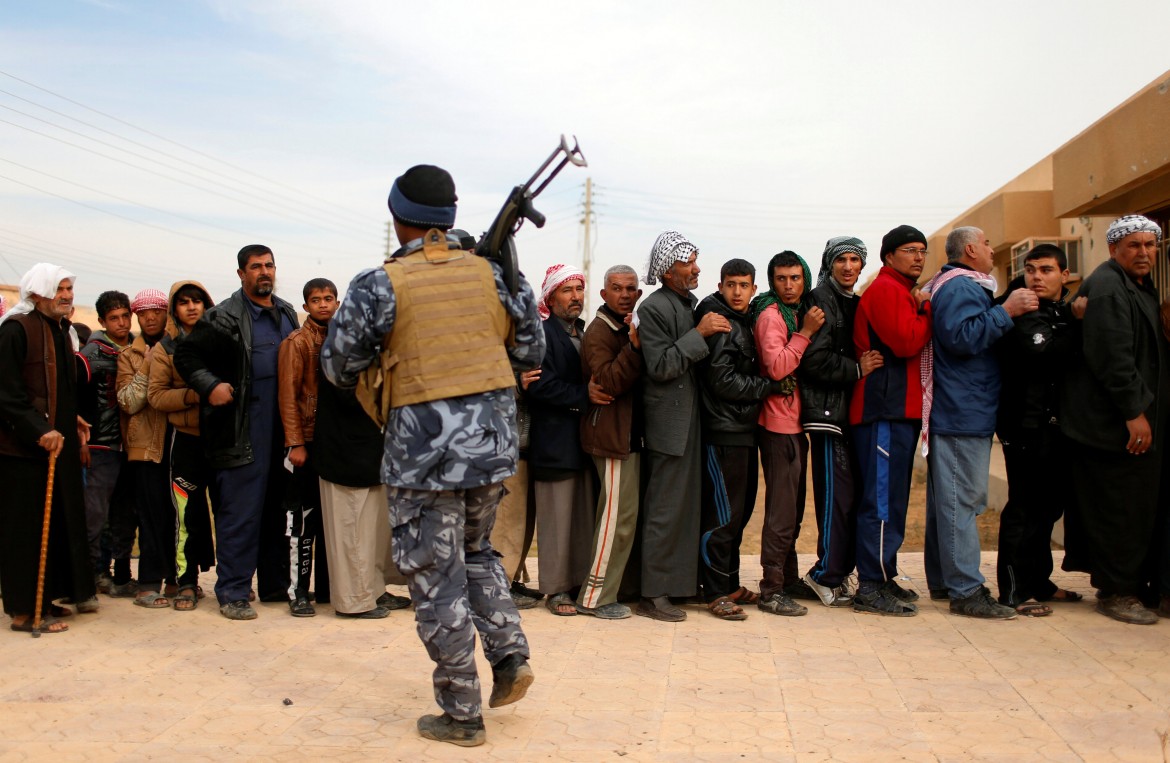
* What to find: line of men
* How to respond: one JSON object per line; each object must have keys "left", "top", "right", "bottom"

{"left": 0, "top": 250, "right": 413, "bottom": 634}
{"left": 511, "top": 216, "right": 1170, "bottom": 626}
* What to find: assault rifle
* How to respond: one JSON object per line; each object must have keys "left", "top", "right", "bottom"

{"left": 476, "top": 135, "right": 587, "bottom": 294}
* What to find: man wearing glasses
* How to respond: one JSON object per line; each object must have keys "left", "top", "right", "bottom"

{"left": 848, "top": 226, "right": 934, "bottom": 616}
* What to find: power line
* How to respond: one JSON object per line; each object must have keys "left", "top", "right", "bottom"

{"left": 0, "top": 68, "right": 378, "bottom": 226}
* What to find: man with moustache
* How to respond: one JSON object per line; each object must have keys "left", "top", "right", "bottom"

{"left": 635, "top": 231, "right": 730, "bottom": 622}
{"left": 798, "top": 237, "right": 884, "bottom": 608}
{"left": 0, "top": 264, "right": 96, "bottom": 632}
{"left": 578, "top": 264, "right": 643, "bottom": 619}
{"left": 525, "top": 265, "right": 606, "bottom": 617}
{"left": 1061, "top": 215, "right": 1169, "bottom": 624}
{"left": 994, "top": 244, "right": 1084, "bottom": 615}
{"left": 176, "top": 245, "right": 299, "bottom": 620}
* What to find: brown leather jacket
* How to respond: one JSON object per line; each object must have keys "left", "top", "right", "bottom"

{"left": 146, "top": 280, "right": 214, "bottom": 437}
{"left": 118, "top": 332, "right": 167, "bottom": 463}
{"left": 278, "top": 317, "right": 325, "bottom": 447}
{"left": 579, "top": 306, "right": 643, "bottom": 459}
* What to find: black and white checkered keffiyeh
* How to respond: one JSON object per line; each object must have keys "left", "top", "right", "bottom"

{"left": 645, "top": 231, "right": 698, "bottom": 285}
{"left": 1106, "top": 214, "right": 1162, "bottom": 245}
{"left": 817, "top": 236, "right": 868, "bottom": 287}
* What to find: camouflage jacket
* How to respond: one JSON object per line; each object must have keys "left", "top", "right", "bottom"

{"left": 321, "top": 260, "right": 545, "bottom": 491}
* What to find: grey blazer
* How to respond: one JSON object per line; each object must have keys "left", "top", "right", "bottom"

{"left": 637, "top": 286, "right": 709, "bottom": 456}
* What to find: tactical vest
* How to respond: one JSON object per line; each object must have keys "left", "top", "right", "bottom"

{"left": 356, "top": 230, "right": 514, "bottom": 425}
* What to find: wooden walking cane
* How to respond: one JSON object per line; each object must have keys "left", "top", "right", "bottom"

{"left": 30, "top": 451, "right": 58, "bottom": 638}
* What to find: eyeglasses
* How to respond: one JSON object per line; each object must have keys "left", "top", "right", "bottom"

{"left": 896, "top": 247, "right": 928, "bottom": 258}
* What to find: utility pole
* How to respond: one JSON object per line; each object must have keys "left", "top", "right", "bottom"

{"left": 581, "top": 177, "right": 593, "bottom": 315}
{"left": 384, "top": 221, "right": 394, "bottom": 259}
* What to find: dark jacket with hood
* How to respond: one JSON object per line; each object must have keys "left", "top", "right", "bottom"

{"left": 695, "top": 292, "right": 777, "bottom": 447}
{"left": 798, "top": 281, "right": 862, "bottom": 436}
{"left": 174, "top": 288, "right": 298, "bottom": 469}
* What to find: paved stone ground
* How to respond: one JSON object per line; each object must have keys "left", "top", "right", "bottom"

{"left": 2, "top": 551, "right": 1169, "bottom": 762}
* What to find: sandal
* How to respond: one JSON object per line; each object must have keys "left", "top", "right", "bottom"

{"left": 134, "top": 592, "right": 170, "bottom": 609}
{"left": 546, "top": 592, "right": 577, "bottom": 617}
{"left": 1041, "top": 589, "right": 1083, "bottom": 603}
{"left": 10, "top": 615, "right": 68, "bottom": 634}
{"left": 729, "top": 586, "right": 760, "bottom": 605}
{"left": 1015, "top": 601, "right": 1053, "bottom": 617}
{"left": 707, "top": 596, "right": 748, "bottom": 621}
{"left": 172, "top": 589, "right": 198, "bottom": 611}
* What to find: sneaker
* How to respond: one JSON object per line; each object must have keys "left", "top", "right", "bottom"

{"left": 510, "top": 580, "right": 544, "bottom": 601}
{"left": 510, "top": 592, "right": 539, "bottom": 610}
{"left": 783, "top": 578, "right": 819, "bottom": 601}
{"left": 883, "top": 580, "right": 920, "bottom": 603}
{"left": 107, "top": 579, "right": 139, "bottom": 598}
{"left": 757, "top": 592, "right": 808, "bottom": 617}
{"left": 576, "top": 601, "right": 632, "bottom": 619}
{"left": 219, "top": 600, "right": 258, "bottom": 621}
{"left": 417, "top": 712, "right": 486, "bottom": 747}
{"left": 949, "top": 586, "right": 1017, "bottom": 620}
{"left": 489, "top": 653, "right": 535, "bottom": 708}
{"left": 840, "top": 574, "right": 858, "bottom": 598}
{"left": 1096, "top": 594, "right": 1158, "bottom": 625}
{"left": 95, "top": 572, "right": 113, "bottom": 595}
{"left": 853, "top": 588, "right": 918, "bottom": 617}
{"left": 289, "top": 594, "right": 316, "bottom": 617}
{"left": 1159, "top": 595, "right": 1170, "bottom": 619}
{"left": 376, "top": 592, "right": 412, "bottom": 610}
{"left": 802, "top": 572, "right": 853, "bottom": 608}
{"left": 75, "top": 597, "right": 100, "bottom": 614}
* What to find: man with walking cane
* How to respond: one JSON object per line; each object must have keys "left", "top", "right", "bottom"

{"left": 0, "top": 263, "right": 96, "bottom": 634}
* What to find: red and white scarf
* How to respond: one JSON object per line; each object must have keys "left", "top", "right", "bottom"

{"left": 917, "top": 268, "right": 997, "bottom": 456}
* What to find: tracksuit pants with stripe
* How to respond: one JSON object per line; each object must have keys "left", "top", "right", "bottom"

{"left": 853, "top": 420, "right": 917, "bottom": 588}
{"left": 699, "top": 444, "right": 758, "bottom": 602}
{"left": 170, "top": 430, "right": 215, "bottom": 591}
{"left": 806, "top": 430, "right": 857, "bottom": 589}
{"left": 284, "top": 449, "right": 329, "bottom": 603}
{"left": 578, "top": 453, "right": 640, "bottom": 609}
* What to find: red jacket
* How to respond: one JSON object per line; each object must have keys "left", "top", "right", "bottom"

{"left": 849, "top": 266, "right": 932, "bottom": 425}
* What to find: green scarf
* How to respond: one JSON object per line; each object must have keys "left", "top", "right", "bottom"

{"left": 749, "top": 254, "right": 813, "bottom": 333}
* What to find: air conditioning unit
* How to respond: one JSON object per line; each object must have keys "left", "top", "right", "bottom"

{"left": 1009, "top": 237, "right": 1082, "bottom": 280}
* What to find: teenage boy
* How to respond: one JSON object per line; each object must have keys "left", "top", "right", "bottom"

{"left": 147, "top": 281, "right": 217, "bottom": 610}
{"left": 79, "top": 290, "right": 132, "bottom": 594}
{"left": 995, "top": 244, "right": 1084, "bottom": 616}
{"left": 751, "top": 251, "right": 825, "bottom": 616}
{"left": 278, "top": 278, "right": 338, "bottom": 617}
{"left": 695, "top": 259, "right": 784, "bottom": 620}
{"left": 117, "top": 289, "right": 174, "bottom": 609}
{"left": 798, "top": 237, "right": 884, "bottom": 608}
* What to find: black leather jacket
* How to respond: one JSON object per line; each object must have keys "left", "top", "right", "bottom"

{"left": 695, "top": 293, "right": 777, "bottom": 447}
{"left": 79, "top": 330, "right": 128, "bottom": 448}
{"left": 797, "top": 283, "right": 861, "bottom": 436}
{"left": 175, "top": 289, "right": 298, "bottom": 469}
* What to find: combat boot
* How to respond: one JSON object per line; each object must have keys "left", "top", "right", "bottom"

{"left": 417, "top": 713, "right": 485, "bottom": 746}
{"left": 489, "top": 653, "right": 534, "bottom": 708}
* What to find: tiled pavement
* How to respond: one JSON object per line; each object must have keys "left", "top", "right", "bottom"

{"left": 2, "top": 552, "right": 1169, "bottom": 762}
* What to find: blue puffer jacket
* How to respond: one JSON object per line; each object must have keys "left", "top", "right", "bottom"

{"left": 929, "top": 265, "right": 1014, "bottom": 437}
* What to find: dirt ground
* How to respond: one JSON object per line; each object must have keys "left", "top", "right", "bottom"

{"left": 741, "top": 463, "right": 1002, "bottom": 554}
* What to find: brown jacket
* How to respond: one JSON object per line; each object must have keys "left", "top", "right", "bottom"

{"left": 278, "top": 317, "right": 325, "bottom": 448}
{"left": 148, "top": 342, "right": 200, "bottom": 435}
{"left": 118, "top": 332, "right": 167, "bottom": 463}
{"left": 579, "top": 306, "right": 643, "bottom": 459}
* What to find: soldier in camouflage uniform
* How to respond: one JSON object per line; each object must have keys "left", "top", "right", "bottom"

{"left": 321, "top": 165, "right": 545, "bottom": 747}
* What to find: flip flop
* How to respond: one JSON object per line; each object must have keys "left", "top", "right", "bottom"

{"left": 1015, "top": 602, "right": 1052, "bottom": 617}
{"left": 134, "top": 592, "right": 171, "bottom": 609}
{"left": 10, "top": 616, "right": 68, "bottom": 634}
{"left": 546, "top": 592, "right": 577, "bottom": 616}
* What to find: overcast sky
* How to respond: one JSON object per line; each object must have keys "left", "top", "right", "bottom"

{"left": 2, "top": 1, "right": 1168, "bottom": 316}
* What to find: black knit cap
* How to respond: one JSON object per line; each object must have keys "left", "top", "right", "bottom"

{"left": 388, "top": 165, "right": 458, "bottom": 230}
{"left": 880, "top": 225, "right": 928, "bottom": 261}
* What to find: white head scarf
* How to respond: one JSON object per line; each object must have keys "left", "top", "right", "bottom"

{"left": 0, "top": 262, "right": 80, "bottom": 349}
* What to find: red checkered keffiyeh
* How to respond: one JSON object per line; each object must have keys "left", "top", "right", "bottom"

{"left": 538, "top": 264, "right": 584, "bottom": 320}
{"left": 917, "top": 268, "right": 997, "bottom": 457}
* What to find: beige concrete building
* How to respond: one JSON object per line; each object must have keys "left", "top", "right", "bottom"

{"left": 925, "top": 69, "right": 1170, "bottom": 295}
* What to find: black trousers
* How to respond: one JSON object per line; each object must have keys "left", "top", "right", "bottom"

{"left": 284, "top": 448, "right": 329, "bottom": 603}
{"left": 698, "top": 443, "right": 758, "bottom": 602}
{"left": 806, "top": 431, "right": 858, "bottom": 589}
{"left": 1068, "top": 440, "right": 1161, "bottom": 597}
{"left": 996, "top": 427, "right": 1065, "bottom": 605}
{"left": 132, "top": 447, "right": 176, "bottom": 591}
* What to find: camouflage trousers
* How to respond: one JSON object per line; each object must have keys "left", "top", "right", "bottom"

{"left": 387, "top": 483, "right": 530, "bottom": 720}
